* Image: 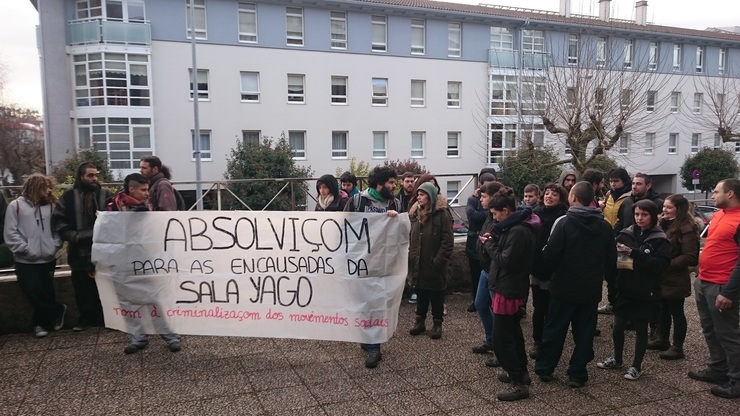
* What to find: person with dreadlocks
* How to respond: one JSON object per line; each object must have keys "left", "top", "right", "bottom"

{"left": 52, "top": 162, "right": 112, "bottom": 331}
{"left": 4, "top": 174, "right": 65, "bottom": 337}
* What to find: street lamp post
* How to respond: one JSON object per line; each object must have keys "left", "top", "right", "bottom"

{"left": 189, "top": 0, "right": 204, "bottom": 210}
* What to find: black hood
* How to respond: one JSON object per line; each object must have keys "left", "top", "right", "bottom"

{"left": 566, "top": 206, "right": 608, "bottom": 236}
{"left": 316, "top": 174, "right": 339, "bottom": 199}
{"left": 479, "top": 167, "right": 498, "bottom": 181}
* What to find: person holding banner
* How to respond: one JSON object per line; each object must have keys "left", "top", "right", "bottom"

{"left": 344, "top": 165, "right": 400, "bottom": 368}
{"left": 408, "top": 182, "right": 454, "bottom": 339}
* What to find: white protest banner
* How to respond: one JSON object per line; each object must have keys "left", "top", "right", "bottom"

{"left": 92, "top": 211, "right": 410, "bottom": 344}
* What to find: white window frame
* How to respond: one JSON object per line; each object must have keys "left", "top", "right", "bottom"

{"left": 691, "top": 133, "right": 701, "bottom": 153}
{"left": 77, "top": 116, "right": 153, "bottom": 169}
{"left": 285, "top": 7, "right": 304, "bottom": 47}
{"left": 447, "top": 132, "right": 460, "bottom": 157}
{"left": 372, "top": 131, "right": 387, "bottom": 159}
{"left": 624, "top": 39, "right": 633, "bottom": 69}
{"left": 371, "top": 15, "right": 387, "bottom": 52}
{"left": 714, "top": 133, "right": 722, "bottom": 149}
{"left": 330, "top": 76, "right": 347, "bottom": 104}
{"left": 189, "top": 68, "right": 209, "bottom": 100}
{"left": 330, "top": 11, "right": 347, "bottom": 49}
{"left": 719, "top": 48, "right": 727, "bottom": 75}
{"left": 646, "top": 90, "right": 656, "bottom": 112}
{"left": 648, "top": 41, "right": 658, "bottom": 70}
{"left": 447, "top": 180, "right": 461, "bottom": 206}
{"left": 411, "top": 131, "right": 425, "bottom": 158}
{"left": 186, "top": 0, "right": 207, "bottom": 40}
{"left": 673, "top": 44, "right": 682, "bottom": 71}
{"left": 448, "top": 23, "right": 461, "bottom": 57}
{"left": 490, "top": 27, "right": 513, "bottom": 51}
{"left": 240, "top": 71, "right": 259, "bottom": 102}
{"left": 74, "top": 52, "right": 151, "bottom": 107}
{"left": 191, "top": 130, "right": 212, "bottom": 161}
{"left": 331, "top": 131, "right": 348, "bottom": 159}
{"left": 644, "top": 132, "right": 655, "bottom": 155}
{"left": 372, "top": 78, "right": 388, "bottom": 106}
{"left": 670, "top": 92, "right": 680, "bottom": 113}
{"left": 287, "top": 73, "right": 305, "bottom": 103}
{"left": 411, "top": 18, "right": 425, "bottom": 55}
{"left": 693, "top": 92, "right": 703, "bottom": 114}
{"left": 621, "top": 89, "right": 632, "bottom": 111}
{"left": 410, "top": 80, "right": 425, "bottom": 107}
{"left": 595, "top": 88, "right": 605, "bottom": 111}
{"left": 237, "top": 2, "right": 257, "bottom": 43}
{"left": 289, "top": 130, "right": 306, "bottom": 159}
{"left": 619, "top": 134, "right": 629, "bottom": 154}
{"left": 522, "top": 30, "right": 544, "bottom": 53}
{"left": 695, "top": 46, "right": 704, "bottom": 73}
{"left": 447, "top": 81, "right": 461, "bottom": 108}
{"left": 567, "top": 34, "right": 578, "bottom": 65}
{"left": 242, "top": 130, "right": 260, "bottom": 144}
{"left": 735, "top": 142, "right": 740, "bottom": 154}
{"left": 668, "top": 133, "right": 678, "bottom": 154}
{"left": 596, "top": 37, "right": 607, "bottom": 67}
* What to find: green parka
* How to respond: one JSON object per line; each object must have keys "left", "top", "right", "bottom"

{"left": 407, "top": 194, "right": 454, "bottom": 291}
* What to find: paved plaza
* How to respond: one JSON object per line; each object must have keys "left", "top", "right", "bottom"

{"left": 1, "top": 289, "right": 738, "bottom": 415}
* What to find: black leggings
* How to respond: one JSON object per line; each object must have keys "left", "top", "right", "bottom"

{"left": 658, "top": 298, "right": 687, "bottom": 345}
{"left": 613, "top": 315, "right": 648, "bottom": 371}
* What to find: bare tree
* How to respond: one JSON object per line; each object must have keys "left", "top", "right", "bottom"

{"left": 695, "top": 72, "right": 740, "bottom": 142}
{"left": 0, "top": 105, "right": 46, "bottom": 184}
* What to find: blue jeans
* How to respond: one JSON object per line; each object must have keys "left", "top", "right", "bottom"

{"left": 362, "top": 343, "right": 380, "bottom": 352}
{"left": 474, "top": 271, "right": 494, "bottom": 345}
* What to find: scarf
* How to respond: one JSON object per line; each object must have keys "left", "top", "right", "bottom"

{"left": 368, "top": 188, "right": 386, "bottom": 202}
{"left": 317, "top": 194, "right": 334, "bottom": 210}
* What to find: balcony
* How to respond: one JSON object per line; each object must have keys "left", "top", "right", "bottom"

{"left": 69, "top": 20, "right": 151, "bottom": 45}
{"left": 488, "top": 50, "right": 550, "bottom": 70}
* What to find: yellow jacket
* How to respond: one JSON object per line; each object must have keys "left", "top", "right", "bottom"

{"left": 603, "top": 191, "right": 631, "bottom": 228}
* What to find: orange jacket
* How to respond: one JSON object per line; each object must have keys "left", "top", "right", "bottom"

{"left": 699, "top": 207, "right": 740, "bottom": 285}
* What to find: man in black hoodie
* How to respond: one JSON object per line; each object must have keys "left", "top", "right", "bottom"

{"left": 52, "top": 162, "right": 112, "bottom": 331}
{"left": 535, "top": 181, "right": 617, "bottom": 388}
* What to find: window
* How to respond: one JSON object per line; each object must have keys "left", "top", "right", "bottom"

{"left": 78, "top": 0, "right": 146, "bottom": 22}
{"left": 189, "top": 68, "right": 209, "bottom": 100}
{"left": 567, "top": 34, "right": 578, "bottom": 65}
{"left": 522, "top": 30, "right": 544, "bottom": 53}
{"left": 490, "top": 27, "right": 513, "bottom": 51}
{"left": 646, "top": 90, "right": 656, "bottom": 112}
{"left": 447, "top": 181, "right": 460, "bottom": 205}
{"left": 371, "top": 15, "right": 387, "bottom": 52}
{"left": 620, "top": 89, "right": 632, "bottom": 110}
{"left": 448, "top": 23, "right": 461, "bottom": 57}
{"left": 410, "top": 80, "right": 425, "bottom": 107}
{"left": 191, "top": 130, "right": 211, "bottom": 161}
{"left": 520, "top": 76, "right": 546, "bottom": 115}
{"left": 186, "top": 0, "right": 206, "bottom": 40}
{"left": 447, "top": 132, "right": 460, "bottom": 157}
{"left": 76, "top": 0, "right": 103, "bottom": 19}
{"left": 372, "top": 131, "right": 387, "bottom": 158}
{"left": 242, "top": 130, "right": 260, "bottom": 144}
{"left": 596, "top": 37, "right": 607, "bottom": 67}
{"left": 489, "top": 123, "right": 517, "bottom": 163}
{"left": 719, "top": 48, "right": 727, "bottom": 75}
{"left": 648, "top": 41, "right": 658, "bottom": 70}
{"left": 668, "top": 133, "right": 678, "bottom": 154}
{"left": 672, "top": 44, "right": 682, "bottom": 71}
{"left": 717, "top": 93, "right": 726, "bottom": 113}
{"left": 624, "top": 39, "right": 633, "bottom": 69}
{"left": 288, "top": 130, "right": 305, "bottom": 159}
{"left": 331, "top": 76, "right": 347, "bottom": 104}
{"left": 411, "top": 131, "right": 425, "bottom": 158}
{"left": 670, "top": 92, "right": 680, "bottom": 113}
{"left": 736, "top": 142, "right": 740, "bottom": 154}
{"left": 693, "top": 92, "right": 702, "bottom": 114}
{"left": 714, "top": 134, "right": 722, "bottom": 149}
{"left": 691, "top": 133, "right": 701, "bottom": 153}
{"left": 285, "top": 7, "right": 303, "bottom": 46}
{"left": 566, "top": 87, "right": 577, "bottom": 109}
{"left": 644, "top": 132, "right": 655, "bottom": 155}
{"left": 410, "top": 19, "right": 425, "bottom": 55}
{"left": 595, "top": 88, "right": 605, "bottom": 111}
{"left": 331, "top": 131, "right": 348, "bottom": 158}
{"left": 372, "top": 78, "right": 388, "bottom": 105}
{"left": 330, "top": 11, "right": 347, "bottom": 49}
{"left": 447, "top": 81, "right": 461, "bottom": 108}
{"left": 73, "top": 52, "right": 150, "bottom": 107}
{"left": 287, "top": 74, "right": 305, "bottom": 103}
{"left": 695, "top": 46, "right": 704, "bottom": 73}
{"left": 76, "top": 117, "right": 153, "bottom": 169}
{"left": 238, "top": 2, "right": 257, "bottom": 43}
{"left": 240, "top": 71, "right": 259, "bottom": 102}
{"left": 490, "top": 75, "right": 517, "bottom": 115}
{"left": 619, "top": 134, "right": 629, "bottom": 154}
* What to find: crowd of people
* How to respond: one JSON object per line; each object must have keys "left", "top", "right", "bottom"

{"left": 3, "top": 160, "right": 740, "bottom": 402}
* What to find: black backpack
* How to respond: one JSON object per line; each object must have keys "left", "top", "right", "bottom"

{"left": 174, "top": 188, "right": 187, "bottom": 211}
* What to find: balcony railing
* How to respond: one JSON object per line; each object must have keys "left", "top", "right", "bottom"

{"left": 488, "top": 49, "right": 550, "bottom": 69}
{"left": 69, "top": 20, "right": 151, "bottom": 45}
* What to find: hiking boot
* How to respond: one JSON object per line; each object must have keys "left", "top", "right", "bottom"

{"left": 54, "top": 304, "right": 67, "bottom": 331}
{"left": 409, "top": 315, "right": 426, "bottom": 336}
{"left": 646, "top": 338, "right": 670, "bottom": 351}
{"left": 364, "top": 350, "right": 382, "bottom": 368}
{"left": 484, "top": 357, "right": 500, "bottom": 368}
{"left": 497, "top": 382, "right": 530, "bottom": 401}
{"left": 429, "top": 319, "right": 442, "bottom": 340}
{"left": 597, "top": 303, "right": 614, "bottom": 314}
{"left": 660, "top": 345, "right": 685, "bottom": 360}
{"left": 567, "top": 376, "right": 587, "bottom": 388}
{"left": 408, "top": 293, "right": 417, "bottom": 304}
{"left": 168, "top": 341, "right": 182, "bottom": 353}
{"left": 711, "top": 380, "right": 740, "bottom": 398}
{"left": 123, "top": 343, "right": 147, "bottom": 354}
{"left": 33, "top": 326, "right": 48, "bottom": 338}
{"left": 467, "top": 302, "right": 477, "bottom": 312}
{"left": 472, "top": 343, "right": 493, "bottom": 354}
{"left": 498, "top": 372, "right": 532, "bottom": 385}
{"left": 624, "top": 366, "right": 643, "bottom": 380}
{"left": 538, "top": 374, "right": 554, "bottom": 383}
{"left": 597, "top": 357, "right": 623, "bottom": 369}
{"left": 688, "top": 368, "right": 729, "bottom": 384}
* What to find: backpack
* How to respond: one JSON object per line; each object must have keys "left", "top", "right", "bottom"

{"left": 174, "top": 188, "right": 187, "bottom": 211}
{"left": 348, "top": 193, "right": 398, "bottom": 212}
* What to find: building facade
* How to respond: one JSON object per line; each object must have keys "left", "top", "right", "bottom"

{"left": 33, "top": 0, "right": 740, "bottom": 199}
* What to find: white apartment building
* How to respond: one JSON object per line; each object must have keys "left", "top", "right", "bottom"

{"left": 33, "top": 0, "right": 740, "bottom": 200}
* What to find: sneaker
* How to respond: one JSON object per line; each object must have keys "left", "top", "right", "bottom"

{"left": 123, "top": 343, "right": 147, "bottom": 354}
{"left": 597, "top": 357, "right": 623, "bottom": 369}
{"left": 484, "top": 357, "right": 500, "bottom": 368}
{"left": 72, "top": 324, "right": 88, "bottom": 332}
{"left": 408, "top": 293, "right": 417, "bottom": 304}
{"left": 33, "top": 326, "right": 49, "bottom": 338}
{"left": 364, "top": 350, "right": 382, "bottom": 368}
{"left": 498, "top": 372, "right": 532, "bottom": 385}
{"left": 467, "top": 302, "right": 477, "bottom": 312}
{"left": 538, "top": 374, "right": 554, "bottom": 383}
{"left": 624, "top": 367, "right": 642, "bottom": 380}
{"left": 597, "top": 303, "right": 614, "bottom": 314}
{"left": 711, "top": 380, "right": 740, "bottom": 398}
{"left": 472, "top": 343, "right": 493, "bottom": 354}
{"left": 497, "top": 383, "right": 530, "bottom": 401}
{"left": 54, "top": 304, "right": 67, "bottom": 331}
{"left": 442, "top": 304, "right": 448, "bottom": 316}
{"left": 688, "top": 368, "right": 730, "bottom": 384}
{"left": 168, "top": 341, "right": 182, "bottom": 352}
{"left": 567, "top": 376, "right": 587, "bottom": 388}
